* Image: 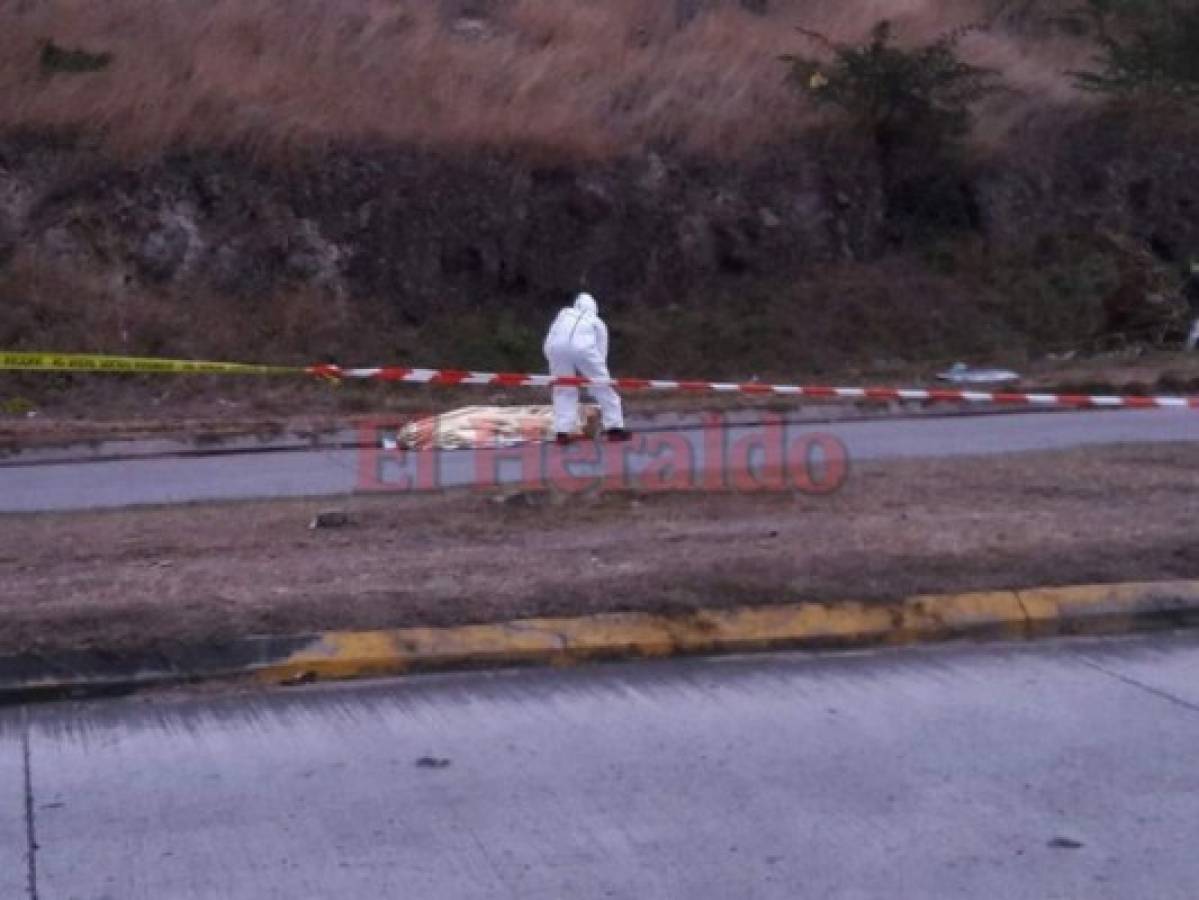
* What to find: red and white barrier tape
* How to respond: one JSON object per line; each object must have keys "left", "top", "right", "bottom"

{"left": 306, "top": 364, "right": 1199, "bottom": 411}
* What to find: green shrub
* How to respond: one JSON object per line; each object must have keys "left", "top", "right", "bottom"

{"left": 39, "top": 40, "right": 112, "bottom": 75}
{"left": 1073, "top": 0, "right": 1199, "bottom": 102}
{"left": 783, "top": 20, "right": 1000, "bottom": 242}
{"left": 783, "top": 20, "right": 999, "bottom": 161}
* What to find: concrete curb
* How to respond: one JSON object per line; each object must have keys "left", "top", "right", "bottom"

{"left": 4, "top": 580, "right": 1199, "bottom": 704}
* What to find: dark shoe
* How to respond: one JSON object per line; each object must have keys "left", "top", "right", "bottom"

{"left": 605, "top": 428, "right": 633, "bottom": 443}
{"left": 555, "top": 432, "right": 574, "bottom": 446}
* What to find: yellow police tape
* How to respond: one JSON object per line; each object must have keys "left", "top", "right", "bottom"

{"left": 0, "top": 352, "right": 302, "bottom": 376}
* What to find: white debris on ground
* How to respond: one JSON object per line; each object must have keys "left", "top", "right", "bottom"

{"left": 936, "top": 362, "right": 1022, "bottom": 385}
{"left": 397, "top": 405, "right": 600, "bottom": 450}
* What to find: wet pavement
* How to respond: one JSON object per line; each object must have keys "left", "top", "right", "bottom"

{"left": 0, "top": 725, "right": 27, "bottom": 899}
{"left": 2, "top": 407, "right": 1198, "bottom": 511}
{"left": 4, "top": 633, "right": 1199, "bottom": 898}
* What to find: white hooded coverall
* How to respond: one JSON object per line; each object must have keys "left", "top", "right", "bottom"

{"left": 543, "top": 293, "right": 624, "bottom": 434}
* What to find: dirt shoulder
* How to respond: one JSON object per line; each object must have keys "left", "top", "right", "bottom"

{"left": 1, "top": 443, "right": 1197, "bottom": 655}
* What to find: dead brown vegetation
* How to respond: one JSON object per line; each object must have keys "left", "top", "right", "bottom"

{"left": 0, "top": 0, "right": 1093, "bottom": 159}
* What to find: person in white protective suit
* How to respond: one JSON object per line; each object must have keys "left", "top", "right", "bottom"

{"left": 1185, "top": 263, "right": 1199, "bottom": 351}
{"left": 543, "top": 293, "right": 632, "bottom": 444}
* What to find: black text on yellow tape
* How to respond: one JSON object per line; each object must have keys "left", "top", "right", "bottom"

{"left": 0, "top": 352, "right": 301, "bottom": 376}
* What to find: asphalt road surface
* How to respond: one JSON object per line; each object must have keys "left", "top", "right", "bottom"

{"left": 2, "top": 408, "right": 1198, "bottom": 511}
{"left": 3, "top": 633, "right": 1199, "bottom": 899}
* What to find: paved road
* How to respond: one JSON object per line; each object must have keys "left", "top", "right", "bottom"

{"left": 1, "top": 408, "right": 1197, "bottom": 511}
{"left": 4, "top": 634, "right": 1199, "bottom": 898}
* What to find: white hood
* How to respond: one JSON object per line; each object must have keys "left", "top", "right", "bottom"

{"left": 574, "top": 293, "right": 598, "bottom": 316}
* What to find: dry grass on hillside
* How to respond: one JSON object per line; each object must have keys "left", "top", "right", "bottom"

{"left": 0, "top": 0, "right": 1095, "bottom": 159}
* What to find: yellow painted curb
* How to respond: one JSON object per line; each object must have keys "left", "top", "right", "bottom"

{"left": 253, "top": 580, "right": 1199, "bottom": 687}
{"left": 1017, "top": 580, "right": 1199, "bottom": 637}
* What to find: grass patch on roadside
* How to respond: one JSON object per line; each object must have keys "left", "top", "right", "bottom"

{"left": 1, "top": 443, "right": 1197, "bottom": 654}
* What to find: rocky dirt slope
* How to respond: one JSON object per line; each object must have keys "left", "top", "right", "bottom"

{"left": 1, "top": 0, "right": 1198, "bottom": 407}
